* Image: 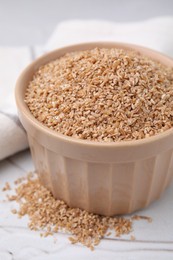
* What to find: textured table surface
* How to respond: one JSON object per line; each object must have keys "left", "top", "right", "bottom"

{"left": 0, "top": 150, "right": 173, "bottom": 260}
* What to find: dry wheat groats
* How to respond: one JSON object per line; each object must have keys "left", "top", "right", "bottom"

{"left": 25, "top": 48, "right": 173, "bottom": 141}
{"left": 5, "top": 173, "right": 152, "bottom": 250}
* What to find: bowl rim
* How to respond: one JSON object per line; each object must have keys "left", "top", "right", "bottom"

{"left": 15, "top": 41, "right": 173, "bottom": 148}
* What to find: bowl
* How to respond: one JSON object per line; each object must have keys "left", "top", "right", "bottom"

{"left": 15, "top": 42, "right": 173, "bottom": 216}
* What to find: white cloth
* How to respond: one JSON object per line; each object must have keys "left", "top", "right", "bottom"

{"left": 0, "top": 47, "right": 31, "bottom": 160}
{"left": 46, "top": 17, "right": 173, "bottom": 57}
{"left": 1, "top": 16, "right": 173, "bottom": 160}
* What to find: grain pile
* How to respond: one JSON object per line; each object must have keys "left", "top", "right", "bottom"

{"left": 4, "top": 173, "right": 151, "bottom": 250}
{"left": 25, "top": 48, "right": 173, "bottom": 141}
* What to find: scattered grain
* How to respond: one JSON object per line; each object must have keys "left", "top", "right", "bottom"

{"left": 132, "top": 215, "right": 152, "bottom": 223}
{"left": 11, "top": 209, "right": 17, "bottom": 214}
{"left": 130, "top": 235, "right": 136, "bottom": 241}
{"left": 6, "top": 172, "right": 152, "bottom": 249}
{"left": 7, "top": 194, "right": 17, "bottom": 201}
{"left": 2, "top": 182, "right": 11, "bottom": 191}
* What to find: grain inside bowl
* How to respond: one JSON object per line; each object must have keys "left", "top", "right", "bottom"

{"left": 25, "top": 47, "right": 173, "bottom": 142}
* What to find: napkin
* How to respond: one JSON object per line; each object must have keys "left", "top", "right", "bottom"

{"left": 0, "top": 47, "right": 32, "bottom": 160}
{"left": 1, "top": 16, "right": 173, "bottom": 160}
{"left": 46, "top": 17, "right": 173, "bottom": 56}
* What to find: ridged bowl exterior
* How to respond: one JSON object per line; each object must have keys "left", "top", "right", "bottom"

{"left": 27, "top": 134, "right": 173, "bottom": 216}
{"left": 15, "top": 42, "right": 173, "bottom": 216}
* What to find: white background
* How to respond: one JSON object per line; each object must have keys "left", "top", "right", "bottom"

{"left": 0, "top": 0, "right": 173, "bottom": 45}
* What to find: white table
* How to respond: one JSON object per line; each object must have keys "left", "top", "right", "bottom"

{"left": 0, "top": 150, "right": 173, "bottom": 259}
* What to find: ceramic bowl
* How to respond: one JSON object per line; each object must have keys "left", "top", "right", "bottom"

{"left": 15, "top": 42, "right": 173, "bottom": 216}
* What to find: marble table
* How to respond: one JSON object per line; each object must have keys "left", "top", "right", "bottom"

{"left": 0, "top": 149, "right": 173, "bottom": 260}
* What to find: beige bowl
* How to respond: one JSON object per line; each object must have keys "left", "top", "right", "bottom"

{"left": 15, "top": 42, "right": 173, "bottom": 216}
